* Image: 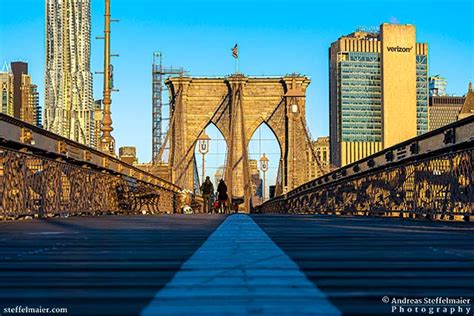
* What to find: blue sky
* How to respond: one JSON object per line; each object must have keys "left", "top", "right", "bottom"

{"left": 1, "top": 0, "right": 473, "bottom": 189}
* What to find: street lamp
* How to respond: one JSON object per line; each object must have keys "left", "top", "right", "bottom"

{"left": 99, "top": 0, "right": 116, "bottom": 156}
{"left": 198, "top": 132, "right": 211, "bottom": 182}
{"left": 260, "top": 153, "right": 269, "bottom": 201}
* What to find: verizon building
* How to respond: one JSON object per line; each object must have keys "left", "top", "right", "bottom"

{"left": 44, "top": 0, "right": 95, "bottom": 147}
{"left": 329, "top": 23, "right": 429, "bottom": 167}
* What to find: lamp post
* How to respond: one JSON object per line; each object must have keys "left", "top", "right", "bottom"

{"left": 198, "top": 132, "right": 210, "bottom": 183}
{"left": 99, "top": 0, "right": 117, "bottom": 155}
{"left": 260, "top": 153, "right": 269, "bottom": 201}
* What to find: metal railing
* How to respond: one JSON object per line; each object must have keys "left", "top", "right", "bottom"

{"left": 0, "top": 114, "right": 181, "bottom": 219}
{"left": 257, "top": 116, "right": 474, "bottom": 221}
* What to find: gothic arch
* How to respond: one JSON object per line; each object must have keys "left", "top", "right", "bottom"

{"left": 167, "top": 74, "right": 310, "bottom": 212}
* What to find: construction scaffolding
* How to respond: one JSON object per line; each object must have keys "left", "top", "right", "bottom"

{"left": 152, "top": 52, "right": 186, "bottom": 164}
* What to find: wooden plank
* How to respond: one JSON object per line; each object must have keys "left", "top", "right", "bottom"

{"left": 0, "top": 215, "right": 225, "bottom": 316}
{"left": 252, "top": 215, "right": 474, "bottom": 315}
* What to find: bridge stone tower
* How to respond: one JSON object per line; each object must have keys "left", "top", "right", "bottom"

{"left": 166, "top": 74, "right": 310, "bottom": 212}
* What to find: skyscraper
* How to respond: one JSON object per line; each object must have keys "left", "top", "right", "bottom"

{"left": 329, "top": 23, "right": 429, "bottom": 167}
{"left": 44, "top": 0, "right": 95, "bottom": 147}
{"left": 30, "top": 84, "right": 42, "bottom": 127}
{"left": 7, "top": 61, "right": 41, "bottom": 126}
{"left": 429, "top": 75, "right": 448, "bottom": 96}
{"left": 0, "top": 63, "right": 14, "bottom": 117}
{"left": 19, "top": 73, "right": 36, "bottom": 125}
{"left": 11, "top": 62, "right": 28, "bottom": 119}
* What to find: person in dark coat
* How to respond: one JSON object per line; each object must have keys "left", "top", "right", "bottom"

{"left": 217, "top": 179, "right": 229, "bottom": 213}
{"left": 200, "top": 176, "right": 214, "bottom": 213}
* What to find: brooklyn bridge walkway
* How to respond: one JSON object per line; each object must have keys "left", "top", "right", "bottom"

{"left": 0, "top": 214, "right": 473, "bottom": 316}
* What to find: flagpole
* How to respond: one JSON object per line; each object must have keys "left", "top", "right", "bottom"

{"left": 237, "top": 47, "right": 240, "bottom": 73}
{"left": 232, "top": 44, "right": 239, "bottom": 74}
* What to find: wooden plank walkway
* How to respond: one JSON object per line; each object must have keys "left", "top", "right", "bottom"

{"left": 142, "top": 214, "right": 340, "bottom": 316}
{"left": 0, "top": 215, "right": 225, "bottom": 315}
{"left": 0, "top": 214, "right": 473, "bottom": 315}
{"left": 252, "top": 215, "right": 474, "bottom": 315}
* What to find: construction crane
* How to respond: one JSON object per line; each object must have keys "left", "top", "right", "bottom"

{"left": 152, "top": 52, "right": 186, "bottom": 164}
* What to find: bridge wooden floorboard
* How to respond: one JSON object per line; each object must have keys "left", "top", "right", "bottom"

{"left": 252, "top": 215, "right": 474, "bottom": 316}
{"left": 0, "top": 215, "right": 226, "bottom": 316}
{"left": 0, "top": 214, "right": 473, "bottom": 315}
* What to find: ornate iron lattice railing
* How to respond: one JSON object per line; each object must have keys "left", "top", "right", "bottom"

{"left": 257, "top": 117, "right": 473, "bottom": 221}
{"left": 0, "top": 113, "right": 181, "bottom": 220}
{"left": 0, "top": 147, "right": 177, "bottom": 219}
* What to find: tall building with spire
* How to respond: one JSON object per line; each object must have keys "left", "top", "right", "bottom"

{"left": 44, "top": 0, "right": 95, "bottom": 146}
{"left": 0, "top": 62, "right": 14, "bottom": 117}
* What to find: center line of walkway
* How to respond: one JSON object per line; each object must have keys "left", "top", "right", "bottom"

{"left": 142, "top": 214, "right": 340, "bottom": 316}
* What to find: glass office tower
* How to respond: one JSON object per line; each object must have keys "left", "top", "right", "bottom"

{"left": 330, "top": 23, "right": 429, "bottom": 167}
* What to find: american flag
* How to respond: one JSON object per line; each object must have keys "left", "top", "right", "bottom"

{"left": 231, "top": 44, "right": 238, "bottom": 58}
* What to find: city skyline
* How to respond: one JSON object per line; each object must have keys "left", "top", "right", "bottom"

{"left": 0, "top": 3, "right": 473, "bottom": 313}
{"left": 0, "top": 0, "right": 473, "bottom": 166}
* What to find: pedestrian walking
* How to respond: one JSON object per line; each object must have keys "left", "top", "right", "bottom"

{"left": 217, "top": 179, "right": 229, "bottom": 213}
{"left": 200, "top": 176, "right": 214, "bottom": 213}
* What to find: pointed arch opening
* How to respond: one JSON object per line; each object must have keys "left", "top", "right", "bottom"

{"left": 247, "top": 122, "right": 282, "bottom": 207}
{"left": 194, "top": 123, "right": 228, "bottom": 189}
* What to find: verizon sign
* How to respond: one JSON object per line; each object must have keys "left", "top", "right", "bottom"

{"left": 387, "top": 46, "right": 413, "bottom": 52}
